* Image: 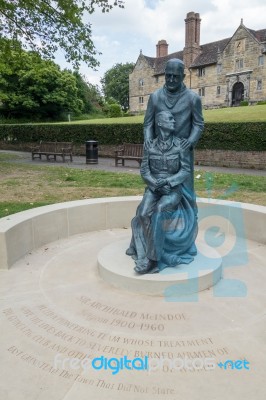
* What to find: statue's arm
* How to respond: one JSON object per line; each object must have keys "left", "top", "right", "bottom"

{"left": 189, "top": 94, "right": 204, "bottom": 147}
{"left": 167, "top": 150, "right": 191, "bottom": 187}
{"left": 143, "top": 94, "right": 155, "bottom": 144}
{"left": 140, "top": 150, "right": 157, "bottom": 191}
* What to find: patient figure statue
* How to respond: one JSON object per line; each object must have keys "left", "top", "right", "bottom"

{"left": 126, "top": 110, "right": 198, "bottom": 274}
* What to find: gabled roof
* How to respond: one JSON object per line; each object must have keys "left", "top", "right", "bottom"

{"left": 142, "top": 51, "right": 184, "bottom": 75}
{"left": 190, "top": 38, "right": 230, "bottom": 68}
{"left": 248, "top": 28, "right": 266, "bottom": 42}
{"left": 140, "top": 26, "right": 266, "bottom": 73}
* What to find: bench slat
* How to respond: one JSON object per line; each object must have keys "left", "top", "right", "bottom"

{"left": 115, "top": 143, "right": 143, "bottom": 167}
{"left": 31, "top": 142, "right": 73, "bottom": 162}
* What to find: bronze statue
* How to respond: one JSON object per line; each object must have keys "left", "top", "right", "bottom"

{"left": 127, "top": 59, "right": 204, "bottom": 274}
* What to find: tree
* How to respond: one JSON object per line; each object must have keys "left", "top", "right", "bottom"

{"left": 102, "top": 100, "right": 122, "bottom": 118}
{"left": 0, "top": 0, "right": 124, "bottom": 69}
{"left": 72, "top": 71, "right": 103, "bottom": 113}
{"left": 101, "top": 62, "right": 135, "bottom": 111}
{"left": 0, "top": 39, "right": 83, "bottom": 119}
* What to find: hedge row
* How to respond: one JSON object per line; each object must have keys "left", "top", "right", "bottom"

{"left": 0, "top": 122, "right": 265, "bottom": 151}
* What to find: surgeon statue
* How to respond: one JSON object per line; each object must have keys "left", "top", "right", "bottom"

{"left": 126, "top": 58, "right": 204, "bottom": 274}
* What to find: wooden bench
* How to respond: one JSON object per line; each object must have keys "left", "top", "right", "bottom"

{"left": 31, "top": 142, "right": 73, "bottom": 163}
{"left": 115, "top": 143, "right": 143, "bottom": 167}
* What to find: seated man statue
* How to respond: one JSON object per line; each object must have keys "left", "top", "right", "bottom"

{"left": 126, "top": 110, "right": 198, "bottom": 274}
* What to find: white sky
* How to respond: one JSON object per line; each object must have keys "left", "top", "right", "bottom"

{"left": 55, "top": 0, "right": 266, "bottom": 88}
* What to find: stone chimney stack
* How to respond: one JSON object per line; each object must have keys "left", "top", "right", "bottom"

{"left": 183, "top": 11, "right": 201, "bottom": 67}
{"left": 156, "top": 40, "right": 168, "bottom": 58}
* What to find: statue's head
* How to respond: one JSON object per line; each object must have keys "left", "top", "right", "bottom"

{"left": 155, "top": 111, "right": 175, "bottom": 139}
{"left": 165, "top": 58, "right": 185, "bottom": 93}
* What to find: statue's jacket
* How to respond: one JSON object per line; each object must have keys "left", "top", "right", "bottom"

{"left": 143, "top": 84, "right": 204, "bottom": 145}
{"left": 140, "top": 137, "right": 191, "bottom": 193}
{"left": 143, "top": 84, "right": 204, "bottom": 195}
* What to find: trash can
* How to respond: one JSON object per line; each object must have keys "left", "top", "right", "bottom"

{"left": 86, "top": 140, "right": 98, "bottom": 164}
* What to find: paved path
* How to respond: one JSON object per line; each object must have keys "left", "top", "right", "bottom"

{"left": 1, "top": 150, "right": 265, "bottom": 176}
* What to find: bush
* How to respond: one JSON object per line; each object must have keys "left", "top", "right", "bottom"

{"left": 197, "top": 122, "right": 266, "bottom": 151}
{"left": 108, "top": 104, "right": 122, "bottom": 118}
{"left": 0, "top": 123, "right": 143, "bottom": 145}
{"left": 240, "top": 101, "right": 248, "bottom": 106}
{"left": 0, "top": 121, "right": 265, "bottom": 151}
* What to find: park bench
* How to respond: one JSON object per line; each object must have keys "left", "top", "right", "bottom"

{"left": 115, "top": 143, "right": 143, "bottom": 167}
{"left": 31, "top": 141, "right": 73, "bottom": 162}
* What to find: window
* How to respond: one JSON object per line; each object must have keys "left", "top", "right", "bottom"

{"left": 139, "top": 96, "right": 144, "bottom": 104}
{"left": 217, "top": 86, "right": 221, "bottom": 95}
{"left": 139, "top": 79, "right": 144, "bottom": 87}
{"left": 217, "top": 64, "right": 222, "bottom": 74}
{"left": 235, "top": 59, "right": 244, "bottom": 70}
{"left": 198, "top": 67, "right": 205, "bottom": 77}
{"left": 198, "top": 88, "right": 205, "bottom": 97}
{"left": 258, "top": 56, "right": 264, "bottom": 66}
{"left": 155, "top": 76, "right": 159, "bottom": 83}
{"left": 257, "top": 80, "right": 262, "bottom": 90}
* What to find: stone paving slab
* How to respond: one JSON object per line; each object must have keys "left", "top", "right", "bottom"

{"left": 0, "top": 227, "right": 265, "bottom": 400}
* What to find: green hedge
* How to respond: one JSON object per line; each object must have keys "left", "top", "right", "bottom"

{"left": 198, "top": 122, "right": 266, "bottom": 151}
{"left": 0, "top": 122, "right": 265, "bottom": 151}
{"left": 0, "top": 123, "right": 143, "bottom": 145}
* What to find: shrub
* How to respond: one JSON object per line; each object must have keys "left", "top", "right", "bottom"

{"left": 0, "top": 121, "right": 265, "bottom": 151}
{"left": 108, "top": 104, "right": 122, "bottom": 118}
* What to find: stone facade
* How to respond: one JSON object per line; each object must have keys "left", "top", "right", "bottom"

{"left": 129, "top": 12, "right": 266, "bottom": 112}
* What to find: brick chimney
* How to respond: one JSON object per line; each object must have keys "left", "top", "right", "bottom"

{"left": 183, "top": 11, "right": 201, "bottom": 67}
{"left": 156, "top": 40, "right": 168, "bottom": 58}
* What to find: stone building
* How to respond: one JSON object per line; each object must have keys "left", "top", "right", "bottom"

{"left": 129, "top": 11, "right": 266, "bottom": 112}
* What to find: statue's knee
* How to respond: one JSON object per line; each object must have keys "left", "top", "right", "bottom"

{"left": 138, "top": 209, "right": 148, "bottom": 219}
{"left": 155, "top": 204, "right": 164, "bottom": 213}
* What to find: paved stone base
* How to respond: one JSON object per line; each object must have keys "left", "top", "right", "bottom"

{"left": 98, "top": 238, "right": 222, "bottom": 295}
{"left": 0, "top": 227, "right": 265, "bottom": 400}
{"left": 0, "top": 198, "right": 265, "bottom": 399}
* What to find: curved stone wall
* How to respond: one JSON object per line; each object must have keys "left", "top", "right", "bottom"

{"left": 0, "top": 197, "right": 265, "bottom": 269}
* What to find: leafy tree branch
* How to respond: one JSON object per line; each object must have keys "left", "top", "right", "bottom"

{"left": 0, "top": 0, "right": 124, "bottom": 69}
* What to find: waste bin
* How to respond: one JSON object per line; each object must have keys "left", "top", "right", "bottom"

{"left": 86, "top": 140, "right": 98, "bottom": 164}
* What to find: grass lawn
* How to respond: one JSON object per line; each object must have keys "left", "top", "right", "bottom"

{"left": 0, "top": 153, "right": 265, "bottom": 218}
{"left": 11, "top": 104, "right": 266, "bottom": 125}
{"left": 52, "top": 104, "right": 266, "bottom": 124}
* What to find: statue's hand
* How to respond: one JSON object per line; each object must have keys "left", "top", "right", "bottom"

{"left": 158, "top": 184, "right": 171, "bottom": 195}
{"left": 155, "top": 178, "right": 167, "bottom": 189}
{"left": 180, "top": 138, "right": 193, "bottom": 150}
{"left": 144, "top": 138, "right": 153, "bottom": 149}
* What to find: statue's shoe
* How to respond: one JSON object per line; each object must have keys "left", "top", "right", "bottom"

{"left": 134, "top": 259, "right": 158, "bottom": 274}
{"left": 125, "top": 247, "right": 136, "bottom": 256}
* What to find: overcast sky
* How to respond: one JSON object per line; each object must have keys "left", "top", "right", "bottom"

{"left": 56, "top": 0, "right": 266, "bottom": 88}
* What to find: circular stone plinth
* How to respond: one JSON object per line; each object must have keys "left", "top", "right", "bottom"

{"left": 97, "top": 238, "right": 222, "bottom": 296}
